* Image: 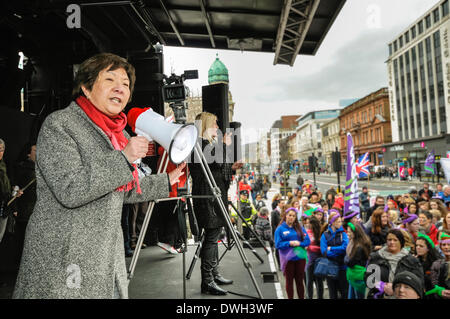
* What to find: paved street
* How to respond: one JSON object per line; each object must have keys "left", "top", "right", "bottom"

{"left": 282, "top": 172, "right": 443, "bottom": 197}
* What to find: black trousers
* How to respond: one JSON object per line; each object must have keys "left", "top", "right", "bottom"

{"left": 326, "top": 269, "right": 348, "bottom": 299}
{"left": 200, "top": 227, "right": 221, "bottom": 284}
{"left": 305, "top": 262, "right": 324, "bottom": 299}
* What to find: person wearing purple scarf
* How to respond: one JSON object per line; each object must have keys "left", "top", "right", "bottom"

{"left": 274, "top": 207, "right": 310, "bottom": 299}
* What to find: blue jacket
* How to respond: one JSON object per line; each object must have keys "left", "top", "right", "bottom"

{"left": 320, "top": 226, "right": 348, "bottom": 268}
{"left": 275, "top": 222, "right": 310, "bottom": 259}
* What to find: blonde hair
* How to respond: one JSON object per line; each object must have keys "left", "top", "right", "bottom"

{"left": 195, "top": 112, "right": 217, "bottom": 143}
{"left": 388, "top": 210, "right": 399, "bottom": 224}
{"left": 429, "top": 209, "right": 442, "bottom": 221}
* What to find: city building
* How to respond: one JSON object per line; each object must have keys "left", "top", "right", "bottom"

{"left": 270, "top": 115, "right": 299, "bottom": 171}
{"left": 339, "top": 88, "right": 392, "bottom": 169}
{"left": 296, "top": 109, "right": 341, "bottom": 170}
{"left": 257, "top": 131, "right": 271, "bottom": 175}
{"left": 321, "top": 117, "right": 341, "bottom": 170}
{"left": 386, "top": 0, "right": 450, "bottom": 168}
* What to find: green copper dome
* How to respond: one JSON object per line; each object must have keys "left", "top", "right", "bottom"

{"left": 208, "top": 53, "right": 229, "bottom": 84}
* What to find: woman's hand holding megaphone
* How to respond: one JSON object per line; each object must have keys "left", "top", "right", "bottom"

{"left": 123, "top": 136, "right": 150, "bottom": 163}
{"left": 168, "top": 162, "right": 186, "bottom": 185}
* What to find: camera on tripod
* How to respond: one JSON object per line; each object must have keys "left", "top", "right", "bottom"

{"left": 162, "top": 70, "right": 199, "bottom": 104}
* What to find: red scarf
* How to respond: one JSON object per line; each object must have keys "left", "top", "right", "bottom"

{"left": 76, "top": 96, "right": 141, "bottom": 194}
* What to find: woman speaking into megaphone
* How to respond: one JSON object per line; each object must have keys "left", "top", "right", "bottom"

{"left": 189, "top": 112, "right": 243, "bottom": 296}
{"left": 13, "top": 53, "right": 185, "bottom": 299}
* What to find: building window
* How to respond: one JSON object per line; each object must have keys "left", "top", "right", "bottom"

{"left": 411, "top": 26, "right": 416, "bottom": 39}
{"left": 418, "top": 20, "right": 424, "bottom": 34}
{"left": 443, "top": 0, "right": 449, "bottom": 16}
{"left": 426, "top": 15, "right": 431, "bottom": 28}
{"left": 399, "top": 36, "right": 403, "bottom": 48}
{"left": 433, "top": 8, "right": 440, "bottom": 23}
{"left": 405, "top": 32, "right": 410, "bottom": 44}
{"left": 389, "top": 44, "right": 393, "bottom": 55}
{"left": 394, "top": 40, "right": 398, "bottom": 52}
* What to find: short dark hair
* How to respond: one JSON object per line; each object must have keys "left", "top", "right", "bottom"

{"left": 387, "top": 229, "right": 405, "bottom": 248}
{"left": 72, "top": 53, "right": 136, "bottom": 102}
{"left": 419, "top": 210, "right": 432, "bottom": 221}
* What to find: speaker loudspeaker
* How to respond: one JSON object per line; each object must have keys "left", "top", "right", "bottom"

{"left": 128, "top": 108, "right": 198, "bottom": 164}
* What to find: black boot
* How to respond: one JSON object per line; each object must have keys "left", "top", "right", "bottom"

{"left": 214, "top": 274, "right": 233, "bottom": 285}
{"left": 201, "top": 281, "right": 227, "bottom": 295}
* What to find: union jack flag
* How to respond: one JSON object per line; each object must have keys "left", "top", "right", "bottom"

{"left": 356, "top": 152, "right": 370, "bottom": 178}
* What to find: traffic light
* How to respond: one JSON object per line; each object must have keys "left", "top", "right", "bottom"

{"left": 332, "top": 151, "right": 341, "bottom": 172}
{"left": 308, "top": 156, "right": 316, "bottom": 172}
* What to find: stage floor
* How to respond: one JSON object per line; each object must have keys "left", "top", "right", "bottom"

{"left": 127, "top": 239, "right": 283, "bottom": 299}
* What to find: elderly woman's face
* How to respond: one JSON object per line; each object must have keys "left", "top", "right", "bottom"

{"left": 83, "top": 67, "right": 130, "bottom": 117}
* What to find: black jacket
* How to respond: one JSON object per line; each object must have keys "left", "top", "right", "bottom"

{"left": 364, "top": 249, "right": 423, "bottom": 299}
{"left": 270, "top": 208, "right": 281, "bottom": 237}
{"left": 189, "top": 138, "right": 234, "bottom": 229}
{"left": 430, "top": 259, "right": 450, "bottom": 298}
{"left": 366, "top": 225, "right": 390, "bottom": 249}
{"left": 345, "top": 246, "right": 370, "bottom": 268}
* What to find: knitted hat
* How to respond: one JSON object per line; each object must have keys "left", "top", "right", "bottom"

{"left": 393, "top": 271, "right": 423, "bottom": 298}
{"left": 417, "top": 233, "right": 435, "bottom": 248}
{"left": 343, "top": 210, "right": 358, "bottom": 220}
{"left": 402, "top": 214, "right": 418, "bottom": 225}
{"left": 439, "top": 232, "right": 450, "bottom": 243}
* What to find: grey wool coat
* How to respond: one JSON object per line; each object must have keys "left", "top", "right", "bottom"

{"left": 13, "top": 102, "right": 169, "bottom": 299}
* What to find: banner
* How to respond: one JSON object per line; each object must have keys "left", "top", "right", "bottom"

{"left": 441, "top": 158, "right": 450, "bottom": 184}
{"left": 424, "top": 150, "right": 436, "bottom": 174}
{"left": 344, "top": 133, "right": 360, "bottom": 216}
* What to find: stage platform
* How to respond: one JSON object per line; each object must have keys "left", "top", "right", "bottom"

{"left": 127, "top": 239, "right": 284, "bottom": 299}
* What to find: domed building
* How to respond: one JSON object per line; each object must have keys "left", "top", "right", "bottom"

{"left": 208, "top": 54, "right": 235, "bottom": 121}
{"left": 164, "top": 53, "right": 235, "bottom": 123}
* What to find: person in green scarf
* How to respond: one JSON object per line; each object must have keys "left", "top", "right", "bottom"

{"left": 345, "top": 222, "right": 372, "bottom": 299}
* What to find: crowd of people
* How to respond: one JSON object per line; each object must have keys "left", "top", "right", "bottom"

{"left": 238, "top": 174, "right": 450, "bottom": 300}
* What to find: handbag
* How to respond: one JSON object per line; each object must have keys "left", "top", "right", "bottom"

{"left": 314, "top": 257, "right": 339, "bottom": 279}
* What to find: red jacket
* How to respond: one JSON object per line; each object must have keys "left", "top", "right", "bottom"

{"left": 426, "top": 224, "right": 439, "bottom": 246}
{"left": 157, "top": 146, "right": 186, "bottom": 198}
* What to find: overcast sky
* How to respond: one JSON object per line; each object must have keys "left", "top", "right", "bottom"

{"left": 162, "top": 0, "right": 440, "bottom": 143}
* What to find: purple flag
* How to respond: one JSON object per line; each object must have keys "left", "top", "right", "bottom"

{"left": 424, "top": 150, "right": 436, "bottom": 174}
{"left": 344, "top": 133, "right": 360, "bottom": 216}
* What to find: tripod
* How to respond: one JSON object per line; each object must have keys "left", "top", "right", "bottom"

{"left": 185, "top": 222, "right": 264, "bottom": 281}
{"left": 127, "top": 142, "right": 264, "bottom": 299}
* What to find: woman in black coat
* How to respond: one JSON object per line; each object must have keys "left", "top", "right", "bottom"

{"left": 189, "top": 112, "right": 242, "bottom": 295}
{"left": 366, "top": 207, "right": 391, "bottom": 251}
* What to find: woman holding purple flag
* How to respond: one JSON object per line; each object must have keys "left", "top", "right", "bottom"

{"left": 274, "top": 207, "right": 310, "bottom": 299}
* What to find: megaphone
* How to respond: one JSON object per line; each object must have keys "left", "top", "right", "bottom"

{"left": 127, "top": 107, "right": 198, "bottom": 164}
